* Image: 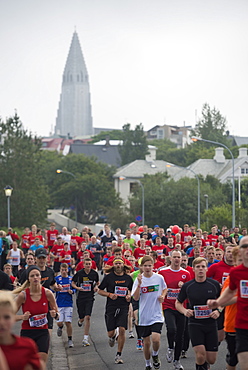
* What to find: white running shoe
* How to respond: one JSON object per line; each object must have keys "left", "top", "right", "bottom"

{"left": 173, "top": 360, "right": 184, "bottom": 370}
{"left": 129, "top": 331, "right": 134, "bottom": 338}
{"left": 68, "top": 339, "right": 74, "bottom": 348}
{"left": 166, "top": 348, "right": 174, "bottom": 363}
{"left": 82, "top": 338, "right": 90, "bottom": 347}
{"left": 108, "top": 336, "right": 116, "bottom": 347}
{"left": 114, "top": 354, "right": 123, "bottom": 364}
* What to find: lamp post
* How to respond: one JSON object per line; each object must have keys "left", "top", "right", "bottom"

{"left": 4, "top": 185, "right": 13, "bottom": 228}
{"left": 119, "top": 176, "right": 145, "bottom": 225}
{"left": 191, "top": 136, "right": 235, "bottom": 228}
{"left": 204, "top": 194, "right": 209, "bottom": 230}
{"left": 56, "top": 169, "right": 78, "bottom": 227}
{"left": 166, "top": 163, "right": 201, "bottom": 228}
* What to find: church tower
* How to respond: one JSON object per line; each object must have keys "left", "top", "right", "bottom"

{"left": 55, "top": 31, "right": 93, "bottom": 137}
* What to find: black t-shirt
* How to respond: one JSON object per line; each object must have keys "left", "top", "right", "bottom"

{"left": 40, "top": 267, "right": 56, "bottom": 289}
{"left": 177, "top": 278, "right": 221, "bottom": 325}
{"left": 101, "top": 235, "right": 116, "bottom": 248}
{"left": 0, "top": 271, "right": 13, "bottom": 290}
{"left": 72, "top": 269, "right": 99, "bottom": 299}
{"left": 98, "top": 272, "right": 133, "bottom": 308}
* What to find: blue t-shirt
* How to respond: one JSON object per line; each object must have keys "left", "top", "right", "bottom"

{"left": 55, "top": 275, "right": 74, "bottom": 307}
{"left": 29, "top": 244, "right": 43, "bottom": 251}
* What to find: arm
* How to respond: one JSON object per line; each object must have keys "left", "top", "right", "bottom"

{"left": 158, "top": 288, "right": 167, "bottom": 303}
{"left": 46, "top": 289, "right": 59, "bottom": 319}
{"left": 132, "top": 274, "right": 142, "bottom": 301}
{"left": 15, "top": 291, "right": 31, "bottom": 321}
{"left": 207, "top": 287, "right": 236, "bottom": 309}
{"left": 175, "top": 299, "right": 194, "bottom": 317}
{"left": 98, "top": 289, "right": 118, "bottom": 300}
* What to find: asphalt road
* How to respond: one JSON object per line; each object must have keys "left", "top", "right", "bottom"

{"left": 13, "top": 282, "right": 235, "bottom": 370}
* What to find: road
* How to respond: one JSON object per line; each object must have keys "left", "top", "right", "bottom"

{"left": 13, "top": 276, "right": 233, "bottom": 370}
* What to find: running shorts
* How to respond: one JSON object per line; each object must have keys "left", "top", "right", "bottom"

{"left": 21, "top": 329, "right": 50, "bottom": 353}
{"left": 58, "top": 307, "right": 73, "bottom": 323}
{"left": 189, "top": 323, "right": 218, "bottom": 352}
{"left": 138, "top": 322, "right": 163, "bottom": 338}
{"left": 105, "top": 306, "right": 129, "bottom": 332}
{"left": 76, "top": 298, "right": 94, "bottom": 319}
{"left": 236, "top": 328, "right": 248, "bottom": 354}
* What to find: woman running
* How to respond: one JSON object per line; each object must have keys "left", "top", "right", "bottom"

{"left": 14, "top": 265, "right": 59, "bottom": 364}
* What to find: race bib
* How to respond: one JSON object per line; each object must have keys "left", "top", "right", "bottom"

{"left": 91, "top": 247, "right": 96, "bottom": 252}
{"left": 240, "top": 280, "right": 248, "bottom": 298}
{"left": 156, "top": 249, "right": 163, "bottom": 256}
{"left": 12, "top": 257, "right": 18, "bottom": 262}
{"left": 167, "top": 288, "right": 180, "bottom": 300}
{"left": 29, "top": 313, "right": 48, "bottom": 327}
{"left": 141, "top": 285, "right": 159, "bottom": 294}
{"left": 51, "top": 236, "right": 56, "bottom": 240}
{"left": 194, "top": 305, "right": 212, "bottom": 319}
{"left": 222, "top": 272, "right": 229, "bottom": 285}
{"left": 115, "top": 286, "right": 128, "bottom": 296}
{"left": 61, "top": 284, "right": 70, "bottom": 292}
{"left": 80, "top": 283, "right": 91, "bottom": 292}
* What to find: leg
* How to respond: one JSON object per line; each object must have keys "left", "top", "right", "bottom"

{"left": 65, "top": 322, "right": 72, "bottom": 337}
{"left": 38, "top": 352, "right": 48, "bottom": 364}
{"left": 206, "top": 351, "right": 217, "bottom": 365}
{"left": 143, "top": 336, "right": 151, "bottom": 360}
{"left": 193, "top": 345, "right": 207, "bottom": 366}
{"left": 84, "top": 315, "right": 90, "bottom": 335}
{"left": 164, "top": 309, "right": 177, "bottom": 349}
{"left": 117, "top": 326, "right": 126, "bottom": 353}
{"left": 237, "top": 352, "right": 248, "bottom": 370}
{"left": 151, "top": 332, "right": 160, "bottom": 353}
{"left": 174, "top": 311, "right": 186, "bottom": 361}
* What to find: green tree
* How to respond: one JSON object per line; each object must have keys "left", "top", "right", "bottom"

{"left": 90, "top": 129, "right": 123, "bottom": 143}
{"left": 119, "top": 123, "right": 148, "bottom": 165}
{"left": 191, "top": 103, "right": 231, "bottom": 147}
{"left": 0, "top": 114, "right": 49, "bottom": 227}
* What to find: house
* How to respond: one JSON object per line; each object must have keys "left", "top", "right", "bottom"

{"left": 146, "top": 124, "right": 192, "bottom": 148}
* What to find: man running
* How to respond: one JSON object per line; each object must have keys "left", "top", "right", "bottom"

{"left": 71, "top": 258, "right": 99, "bottom": 346}
{"left": 159, "top": 250, "right": 191, "bottom": 370}
{"left": 132, "top": 256, "right": 167, "bottom": 370}
{"left": 208, "top": 236, "right": 248, "bottom": 370}
{"left": 176, "top": 257, "right": 221, "bottom": 370}
{"left": 98, "top": 257, "right": 133, "bottom": 364}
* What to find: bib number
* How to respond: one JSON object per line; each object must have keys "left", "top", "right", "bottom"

{"left": 240, "top": 280, "right": 248, "bottom": 298}
{"left": 80, "top": 283, "right": 91, "bottom": 292}
{"left": 115, "top": 286, "right": 127, "bottom": 296}
{"left": 167, "top": 288, "right": 180, "bottom": 300}
{"left": 194, "top": 305, "right": 212, "bottom": 319}
{"left": 29, "top": 313, "right": 48, "bottom": 327}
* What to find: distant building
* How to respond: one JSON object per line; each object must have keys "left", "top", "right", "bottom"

{"left": 146, "top": 124, "right": 192, "bottom": 148}
{"left": 55, "top": 31, "right": 93, "bottom": 137}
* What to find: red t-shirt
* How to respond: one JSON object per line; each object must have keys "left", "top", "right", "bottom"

{"left": 46, "top": 229, "right": 59, "bottom": 247}
{"left": 21, "top": 234, "right": 30, "bottom": 249}
{"left": 208, "top": 234, "right": 219, "bottom": 246}
{"left": 28, "top": 234, "right": 44, "bottom": 246}
{"left": 153, "top": 260, "right": 164, "bottom": 272}
{"left": 133, "top": 248, "right": 146, "bottom": 259}
{"left": 152, "top": 245, "right": 166, "bottom": 258}
{"left": 0, "top": 335, "right": 40, "bottom": 370}
{"left": 207, "top": 260, "right": 233, "bottom": 285}
{"left": 50, "top": 244, "right": 64, "bottom": 261}
{"left": 159, "top": 267, "right": 191, "bottom": 310}
{"left": 70, "top": 236, "right": 81, "bottom": 252}
{"left": 22, "top": 287, "right": 48, "bottom": 330}
{"left": 229, "top": 264, "right": 248, "bottom": 329}
{"left": 163, "top": 245, "right": 177, "bottom": 256}
{"left": 10, "top": 275, "right": 15, "bottom": 283}
{"left": 77, "top": 250, "right": 95, "bottom": 261}
{"left": 60, "top": 250, "right": 72, "bottom": 265}
{"left": 203, "top": 238, "right": 212, "bottom": 247}
{"left": 185, "top": 265, "right": 195, "bottom": 279}
{"left": 76, "top": 260, "right": 97, "bottom": 271}
{"left": 137, "top": 240, "right": 152, "bottom": 247}
{"left": 181, "top": 231, "right": 192, "bottom": 243}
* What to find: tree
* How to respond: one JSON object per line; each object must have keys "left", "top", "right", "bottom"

{"left": 191, "top": 103, "right": 231, "bottom": 147}
{"left": 0, "top": 114, "right": 49, "bottom": 227}
{"left": 90, "top": 129, "right": 123, "bottom": 143}
{"left": 119, "top": 123, "right": 148, "bottom": 165}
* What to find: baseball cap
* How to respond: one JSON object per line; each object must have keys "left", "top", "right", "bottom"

{"left": 154, "top": 225, "right": 159, "bottom": 228}
{"left": 35, "top": 248, "right": 48, "bottom": 258}
{"left": 166, "top": 228, "right": 172, "bottom": 232}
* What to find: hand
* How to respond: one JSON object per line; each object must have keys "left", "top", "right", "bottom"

{"left": 109, "top": 293, "right": 118, "bottom": 300}
{"left": 68, "top": 290, "right": 73, "bottom": 295}
{"left": 56, "top": 284, "right": 63, "bottom": 292}
{"left": 184, "top": 309, "right": 194, "bottom": 318}
{"left": 23, "top": 311, "right": 31, "bottom": 320}
{"left": 137, "top": 274, "right": 142, "bottom": 286}
{"left": 209, "top": 310, "right": 220, "bottom": 320}
{"left": 207, "top": 299, "right": 218, "bottom": 309}
{"left": 158, "top": 295, "right": 165, "bottom": 303}
{"left": 125, "top": 294, "right": 131, "bottom": 302}
{"left": 178, "top": 281, "right": 184, "bottom": 288}
{"left": 49, "top": 310, "right": 57, "bottom": 318}
{"left": 94, "top": 286, "right": 99, "bottom": 293}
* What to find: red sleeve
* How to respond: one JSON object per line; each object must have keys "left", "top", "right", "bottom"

{"left": 92, "top": 261, "right": 97, "bottom": 270}
{"left": 206, "top": 263, "right": 216, "bottom": 278}
{"left": 229, "top": 269, "right": 237, "bottom": 291}
{"left": 26, "top": 338, "right": 41, "bottom": 370}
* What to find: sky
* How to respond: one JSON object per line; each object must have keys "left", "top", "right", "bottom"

{"left": 1, "top": 0, "right": 248, "bottom": 137}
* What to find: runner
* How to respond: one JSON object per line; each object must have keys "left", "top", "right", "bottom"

{"left": 71, "top": 258, "right": 99, "bottom": 347}
{"left": 49, "top": 236, "right": 65, "bottom": 274}
{"left": 14, "top": 265, "right": 59, "bottom": 364}
{"left": 6, "top": 241, "right": 24, "bottom": 277}
{"left": 132, "top": 256, "right": 167, "bottom": 370}
{"left": 55, "top": 263, "right": 75, "bottom": 348}
{"left": 176, "top": 257, "right": 221, "bottom": 370}
{"left": 207, "top": 236, "right": 248, "bottom": 370}
{"left": 0, "top": 291, "right": 43, "bottom": 370}
{"left": 98, "top": 257, "right": 133, "bottom": 364}
{"left": 159, "top": 250, "right": 191, "bottom": 370}
{"left": 46, "top": 223, "right": 59, "bottom": 251}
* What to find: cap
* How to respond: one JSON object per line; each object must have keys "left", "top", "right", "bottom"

{"left": 35, "top": 248, "right": 48, "bottom": 258}
{"left": 27, "top": 265, "right": 41, "bottom": 278}
{"left": 166, "top": 228, "right": 172, "bottom": 232}
{"left": 154, "top": 225, "right": 159, "bottom": 228}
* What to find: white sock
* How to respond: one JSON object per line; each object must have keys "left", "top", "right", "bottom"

{"left": 84, "top": 335, "right": 88, "bottom": 340}
{"left": 145, "top": 359, "right": 151, "bottom": 366}
{"left": 152, "top": 350, "right": 159, "bottom": 356}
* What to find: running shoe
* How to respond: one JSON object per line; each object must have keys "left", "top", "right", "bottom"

{"left": 166, "top": 348, "right": 174, "bottom": 363}
{"left": 173, "top": 360, "right": 184, "bottom": 370}
{"left": 78, "top": 319, "right": 83, "bottom": 327}
{"left": 82, "top": 338, "right": 90, "bottom": 347}
{"left": 136, "top": 339, "right": 143, "bottom": 350}
{"left": 145, "top": 366, "right": 152, "bottom": 370}
{"left": 57, "top": 326, "right": 63, "bottom": 337}
{"left": 152, "top": 355, "right": 161, "bottom": 369}
{"left": 114, "top": 354, "right": 124, "bottom": 364}
{"left": 129, "top": 331, "right": 134, "bottom": 338}
{"left": 68, "top": 339, "right": 74, "bottom": 348}
{"left": 181, "top": 350, "right": 187, "bottom": 358}
{"left": 108, "top": 335, "right": 116, "bottom": 347}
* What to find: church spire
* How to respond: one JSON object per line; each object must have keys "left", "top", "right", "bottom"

{"left": 55, "top": 31, "right": 93, "bottom": 137}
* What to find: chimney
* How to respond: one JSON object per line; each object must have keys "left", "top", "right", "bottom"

{"left": 238, "top": 147, "right": 248, "bottom": 158}
{"left": 213, "top": 147, "right": 225, "bottom": 163}
{"left": 146, "top": 145, "right": 157, "bottom": 161}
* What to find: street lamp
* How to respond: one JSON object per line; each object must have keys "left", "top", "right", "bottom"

{"left": 4, "top": 185, "right": 13, "bottom": 228}
{"left": 56, "top": 169, "right": 78, "bottom": 226}
{"left": 191, "top": 136, "right": 235, "bottom": 228}
{"left": 119, "top": 176, "right": 145, "bottom": 225}
{"left": 204, "top": 194, "right": 209, "bottom": 230}
{"left": 166, "top": 163, "right": 201, "bottom": 228}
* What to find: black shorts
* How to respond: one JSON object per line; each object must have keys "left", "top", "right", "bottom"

{"left": 236, "top": 328, "right": 248, "bottom": 354}
{"left": 21, "top": 329, "right": 50, "bottom": 353}
{"left": 225, "top": 332, "right": 238, "bottom": 366}
{"left": 131, "top": 297, "right": 139, "bottom": 312}
{"left": 53, "top": 261, "right": 61, "bottom": 273}
{"left": 138, "top": 322, "right": 163, "bottom": 338}
{"left": 105, "top": 306, "right": 129, "bottom": 332}
{"left": 77, "top": 298, "right": 94, "bottom": 319}
{"left": 189, "top": 323, "right": 218, "bottom": 352}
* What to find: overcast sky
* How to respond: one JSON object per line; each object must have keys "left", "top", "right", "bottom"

{"left": 1, "top": 0, "right": 248, "bottom": 137}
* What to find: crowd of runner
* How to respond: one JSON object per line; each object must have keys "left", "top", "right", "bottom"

{"left": 0, "top": 222, "right": 248, "bottom": 370}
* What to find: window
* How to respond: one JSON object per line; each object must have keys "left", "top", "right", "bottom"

{"left": 241, "top": 168, "right": 245, "bottom": 174}
{"left": 246, "top": 169, "right": 248, "bottom": 174}
{"left": 130, "top": 182, "right": 138, "bottom": 194}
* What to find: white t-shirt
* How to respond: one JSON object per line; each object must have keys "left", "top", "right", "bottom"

{"left": 131, "top": 273, "right": 166, "bottom": 326}
{"left": 131, "top": 233, "right": 140, "bottom": 243}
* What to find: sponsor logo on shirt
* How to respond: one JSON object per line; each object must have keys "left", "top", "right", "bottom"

{"left": 141, "top": 285, "right": 159, "bottom": 293}
{"left": 240, "top": 280, "right": 248, "bottom": 298}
